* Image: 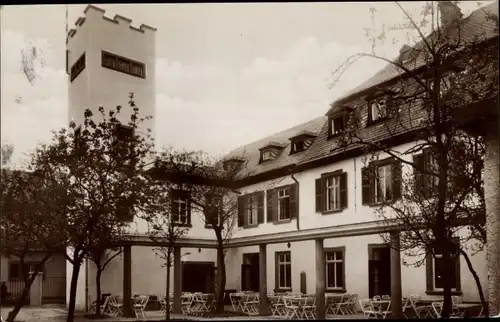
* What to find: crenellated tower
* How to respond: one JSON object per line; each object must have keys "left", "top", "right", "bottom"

{"left": 66, "top": 4, "right": 156, "bottom": 137}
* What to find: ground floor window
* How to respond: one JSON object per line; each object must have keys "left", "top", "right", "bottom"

{"left": 325, "top": 247, "right": 345, "bottom": 290}
{"left": 275, "top": 251, "right": 291, "bottom": 290}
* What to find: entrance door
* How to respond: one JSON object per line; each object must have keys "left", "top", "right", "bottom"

{"left": 241, "top": 253, "right": 259, "bottom": 292}
{"left": 368, "top": 246, "right": 392, "bottom": 298}
{"left": 182, "top": 262, "right": 215, "bottom": 293}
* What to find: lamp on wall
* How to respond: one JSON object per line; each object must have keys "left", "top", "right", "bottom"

{"left": 198, "top": 248, "right": 202, "bottom": 253}
{"left": 287, "top": 242, "right": 291, "bottom": 249}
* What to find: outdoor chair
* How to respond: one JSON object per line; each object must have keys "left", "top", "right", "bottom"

{"left": 376, "top": 299, "right": 391, "bottom": 319}
{"left": 242, "top": 293, "right": 259, "bottom": 315}
{"left": 409, "top": 294, "right": 432, "bottom": 319}
{"left": 89, "top": 293, "right": 111, "bottom": 315}
{"left": 326, "top": 295, "right": 343, "bottom": 315}
{"left": 282, "top": 296, "right": 301, "bottom": 320}
{"left": 268, "top": 294, "right": 286, "bottom": 317}
{"left": 359, "top": 299, "right": 378, "bottom": 318}
{"left": 180, "top": 293, "right": 194, "bottom": 314}
{"left": 107, "top": 295, "right": 123, "bottom": 317}
{"left": 133, "top": 295, "right": 149, "bottom": 318}
{"left": 402, "top": 297, "right": 414, "bottom": 318}
{"left": 301, "top": 295, "right": 316, "bottom": 320}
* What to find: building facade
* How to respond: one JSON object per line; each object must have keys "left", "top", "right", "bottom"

{"left": 67, "top": 2, "right": 498, "bottom": 315}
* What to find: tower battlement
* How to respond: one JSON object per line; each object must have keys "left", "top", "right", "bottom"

{"left": 67, "top": 4, "right": 156, "bottom": 42}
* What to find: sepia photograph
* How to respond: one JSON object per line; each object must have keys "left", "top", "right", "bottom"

{"left": 0, "top": 1, "right": 499, "bottom": 321}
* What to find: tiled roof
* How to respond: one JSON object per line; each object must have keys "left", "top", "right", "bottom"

{"left": 330, "top": 1, "right": 499, "bottom": 109}
{"left": 225, "top": 116, "right": 327, "bottom": 177}
{"left": 227, "top": 2, "right": 498, "bottom": 182}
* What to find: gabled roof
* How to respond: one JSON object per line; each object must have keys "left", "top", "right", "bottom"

{"left": 330, "top": 1, "right": 499, "bottom": 110}
{"left": 225, "top": 116, "right": 327, "bottom": 177}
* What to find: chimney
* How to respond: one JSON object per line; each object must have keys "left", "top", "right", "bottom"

{"left": 438, "top": 1, "right": 463, "bottom": 27}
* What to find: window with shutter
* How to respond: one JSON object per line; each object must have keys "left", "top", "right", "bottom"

{"left": 366, "top": 159, "right": 403, "bottom": 204}
{"left": 289, "top": 183, "right": 298, "bottom": 219}
{"left": 277, "top": 187, "right": 291, "bottom": 221}
{"left": 316, "top": 171, "right": 348, "bottom": 213}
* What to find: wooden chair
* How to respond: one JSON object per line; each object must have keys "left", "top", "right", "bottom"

{"left": 133, "top": 295, "right": 149, "bottom": 318}
{"left": 359, "top": 299, "right": 378, "bottom": 318}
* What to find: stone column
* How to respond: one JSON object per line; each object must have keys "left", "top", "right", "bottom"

{"left": 122, "top": 245, "right": 133, "bottom": 317}
{"left": 315, "top": 238, "right": 325, "bottom": 319}
{"left": 390, "top": 231, "right": 403, "bottom": 318}
{"left": 485, "top": 128, "right": 500, "bottom": 316}
{"left": 259, "top": 244, "right": 269, "bottom": 315}
{"left": 173, "top": 246, "right": 182, "bottom": 313}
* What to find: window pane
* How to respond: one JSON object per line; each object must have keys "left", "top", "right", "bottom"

{"left": 435, "top": 257, "right": 444, "bottom": 289}
{"left": 279, "top": 265, "right": 285, "bottom": 287}
{"left": 335, "top": 251, "right": 342, "bottom": 261}
{"left": 336, "top": 262, "right": 344, "bottom": 288}
{"left": 327, "top": 263, "right": 334, "bottom": 288}
{"left": 285, "top": 264, "right": 291, "bottom": 287}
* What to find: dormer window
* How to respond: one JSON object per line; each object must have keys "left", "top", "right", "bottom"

{"left": 367, "top": 97, "right": 391, "bottom": 125}
{"left": 262, "top": 150, "right": 273, "bottom": 162}
{"left": 328, "top": 114, "right": 346, "bottom": 138}
{"left": 289, "top": 131, "right": 317, "bottom": 155}
{"left": 259, "top": 142, "right": 286, "bottom": 163}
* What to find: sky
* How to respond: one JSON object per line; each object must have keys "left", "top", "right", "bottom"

{"left": 0, "top": 1, "right": 491, "bottom": 165}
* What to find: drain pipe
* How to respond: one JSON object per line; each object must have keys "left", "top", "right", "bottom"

{"left": 289, "top": 165, "right": 300, "bottom": 231}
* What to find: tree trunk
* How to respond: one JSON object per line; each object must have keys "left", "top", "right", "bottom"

{"left": 95, "top": 268, "right": 102, "bottom": 316}
{"left": 66, "top": 257, "right": 82, "bottom": 322}
{"left": 460, "top": 249, "right": 488, "bottom": 316}
{"left": 6, "top": 273, "right": 36, "bottom": 322}
{"left": 215, "top": 246, "right": 226, "bottom": 313}
{"left": 166, "top": 253, "right": 171, "bottom": 321}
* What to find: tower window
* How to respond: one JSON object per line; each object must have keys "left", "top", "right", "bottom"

{"left": 101, "top": 51, "right": 146, "bottom": 79}
{"left": 70, "top": 52, "right": 86, "bottom": 82}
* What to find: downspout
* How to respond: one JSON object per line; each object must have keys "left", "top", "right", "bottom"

{"left": 290, "top": 165, "right": 300, "bottom": 231}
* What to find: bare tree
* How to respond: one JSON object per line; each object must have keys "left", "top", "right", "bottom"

{"left": 328, "top": 1, "right": 498, "bottom": 317}
{"left": 30, "top": 94, "right": 155, "bottom": 322}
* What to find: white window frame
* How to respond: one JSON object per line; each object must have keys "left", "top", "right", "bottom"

{"left": 325, "top": 251, "right": 344, "bottom": 290}
{"left": 173, "top": 195, "right": 188, "bottom": 225}
{"left": 371, "top": 99, "right": 387, "bottom": 121}
{"left": 262, "top": 150, "right": 273, "bottom": 161}
{"left": 277, "top": 252, "right": 292, "bottom": 289}
{"left": 375, "top": 164, "right": 392, "bottom": 203}
{"left": 277, "top": 187, "right": 291, "bottom": 221}
{"left": 326, "top": 176, "right": 341, "bottom": 211}
{"left": 247, "top": 194, "right": 258, "bottom": 226}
